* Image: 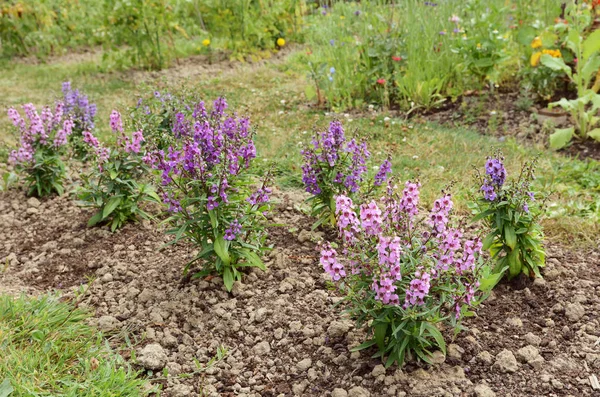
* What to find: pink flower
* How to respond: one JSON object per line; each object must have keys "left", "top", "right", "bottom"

{"left": 320, "top": 242, "right": 346, "bottom": 281}
{"left": 360, "top": 200, "right": 382, "bottom": 235}
{"left": 376, "top": 79, "right": 386, "bottom": 85}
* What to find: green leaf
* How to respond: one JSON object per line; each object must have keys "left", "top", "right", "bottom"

{"left": 373, "top": 322, "right": 388, "bottom": 352}
{"left": 0, "top": 378, "right": 14, "bottom": 397}
{"left": 30, "top": 329, "right": 44, "bottom": 342}
{"left": 565, "top": 29, "right": 580, "bottom": 55}
{"left": 581, "top": 55, "right": 600, "bottom": 85}
{"left": 508, "top": 248, "right": 522, "bottom": 278}
{"left": 540, "top": 54, "right": 571, "bottom": 77}
{"left": 237, "top": 250, "right": 266, "bottom": 271}
{"left": 102, "top": 196, "right": 122, "bottom": 219}
{"left": 588, "top": 128, "right": 600, "bottom": 141}
{"left": 422, "top": 323, "right": 446, "bottom": 355}
{"left": 223, "top": 266, "right": 234, "bottom": 292}
{"left": 479, "top": 267, "right": 507, "bottom": 291}
{"left": 472, "top": 209, "right": 495, "bottom": 223}
{"left": 504, "top": 224, "right": 517, "bottom": 250}
{"left": 549, "top": 127, "right": 574, "bottom": 150}
{"left": 516, "top": 26, "right": 537, "bottom": 46}
{"left": 350, "top": 339, "right": 377, "bottom": 352}
{"left": 304, "top": 85, "right": 316, "bottom": 101}
{"left": 583, "top": 29, "right": 600, "bottom": 60}
{"left": 111, "top": 216, "right": 120, "bottom": 232}
{"left": 208, "top": 209, "right": 217, "bottom": 230}
{"left": 213, "top": 235, "right": 231, "bottom": 266}
{"left": 482, "top": 232, "right": 496, "bottom": 250}
{"left": 87, "top": 211, "right": 104, "bottom": 227}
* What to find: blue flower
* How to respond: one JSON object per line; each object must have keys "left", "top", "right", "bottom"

{"left": 330, "top": 67, "right": 336, "bottom": 74}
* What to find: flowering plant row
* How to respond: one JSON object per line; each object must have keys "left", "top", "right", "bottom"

{"left": 77, "top": 110, "right": 158, "bottom": 231}
{"left": 144, "top": 97, "right": 271, "bottom": 291}
{"left": 321, "top": 181, "right": 500, "bottom": 366}
{"left": 7, "top": 103, "right": 74, "bottom": 197}
{"left": 301, "top": 120, "right": 391, "bottom": 228}
{"left": 471, "top": 153, "right": 546, "bottom": 278}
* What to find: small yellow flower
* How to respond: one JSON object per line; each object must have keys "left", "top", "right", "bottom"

{"left": 530, "top": 51, "right": 542, "bottom": 67}
{"left": 277, "top": 37, "right": 286, "bottom": 47}
{"left": 531, "top": 36, "right": 542, "bottom": 49}
{"left": 542, "top": 48, "right": 562, "bottom": 58}
{"left": 476, "top": 43, "right": 482, "bottom": 49}
{"left": 340, "top": 15, "right": 345, "bottom": 19}
{"left": 202, "top": 39, "right": 210, "bottom": 47}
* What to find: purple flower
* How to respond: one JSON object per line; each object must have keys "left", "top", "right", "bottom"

{"left": 404, "top": 271, "right": 431, "bottom": 307}
{"left": 224, "top": 219, "right": 242, "bottom": 241}
{"left": 360, "top": 200, "right": 382, "bottom": 235}
{"left": 485, "top": 157, "right": 506, "bottom": 186}
{"left": 320, "top": 242, "right": 346, "bottom": 281}
{"left": 247, "top": 186, "right": 271, "bottom": 205}
{"left": 124, "top": 130, "right": 145, "bottom": 153}
{"left": 374, "top": 158, "right": 392, "bottom": 186}
{"left": 110, "top": 110, "right": 123, "bottom": 133}
{"left": 62, "top": 81, "right": 96, "bottom": 132}
{"left": 207, "top": 196, "right": 219, "bottom": 210}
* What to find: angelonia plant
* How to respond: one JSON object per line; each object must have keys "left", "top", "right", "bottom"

{"left": 77, "top": 110, "right": 157, "bottom": 231}
{"left": 130, "top": 89, "right": 198, "bottom": 151}
{"left": 301, "top": 120, "right": 392, "bottom": 228}
{"left": 470, "top": 153, "right": 546, "bottom": 279}
{"left": 62, "top": 81, "right": 97, "bottom": 159}
{"left": 321, "top": 180, "right": 497, "bottom": 367}
{"left": 7, "top": 102, "right": 73, "bottom": 197}
{"left": 144, "top": 97, "right": 271, "bottom": 291}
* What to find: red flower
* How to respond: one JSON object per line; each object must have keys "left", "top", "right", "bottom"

{"left": 392, "top": 56, "right": 402, "bottom": 62}
{"left": 377, "top": 79, "right": 386, "bottom": 85}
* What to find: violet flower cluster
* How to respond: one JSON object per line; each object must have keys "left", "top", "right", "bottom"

{"left": 301, "top": 121, "right": 385, "bottom": 195}
{"left": 478, "top": 155, "right": 536, "bottom": 214}
{"left": 144, "top": 97, "right": 262, "bottom": 216}
{"left": 480, "top": 157, "right": 506, "bottom": 201}
{"left": 7, "top": 102, "right": 73, "bottom": 165}
{"left": 62, "top": 81, "right": 97, "bottom": 132}
{"left": 321, "top": 181, "right": 485, "bottom": 319}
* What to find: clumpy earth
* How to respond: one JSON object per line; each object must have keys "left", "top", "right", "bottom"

{"left": 1, "top": 189, "right": 599, "bottom": 397}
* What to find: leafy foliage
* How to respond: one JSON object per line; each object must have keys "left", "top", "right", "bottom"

{"left": 6, "top": 103, "right": 73, "bottom": 197}
{"left": 322, "top": 184, "right": 495, "bottom": 367}
{"left": 540, "top": 3, "right": 600, "bottom": 148}
{"left": 300, "top": 120, "right": 390, "bottom": 229}
{"left": 144, "top": 97, "right": 271, "bottom": 291}
{"left": 77, "top": 112, "right": 157, "bottom": 231}
{"left": 470, "top": 153, "right": 546, "bottom": 279}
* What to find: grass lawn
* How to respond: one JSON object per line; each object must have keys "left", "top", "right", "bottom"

{"left": 0, "top": 294, "right": 150, "bottom": 396}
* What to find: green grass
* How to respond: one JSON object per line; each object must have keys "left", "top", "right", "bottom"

{"left": 1, "top": 47, "right": 599, "bottom": 247}
{"left": 0, "top": 295, "right": 150, "bottom": 397}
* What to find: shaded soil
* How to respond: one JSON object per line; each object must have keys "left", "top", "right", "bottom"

{"left": 1, "top": 189, "right": 599, "bottom": 397}
{"left": 423, "top": 88, "right": 600, "bottom": 162}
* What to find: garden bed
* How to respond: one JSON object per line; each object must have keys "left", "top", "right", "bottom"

{"left": 1, "top": 188, "right": 599, "bottom": 397}
{"left": 424, "top": 89, "right": 600, "bottom": 162}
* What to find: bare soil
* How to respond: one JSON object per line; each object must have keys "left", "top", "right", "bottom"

{"left": 1, "top": 188, "right": 599, "bottom": 397}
